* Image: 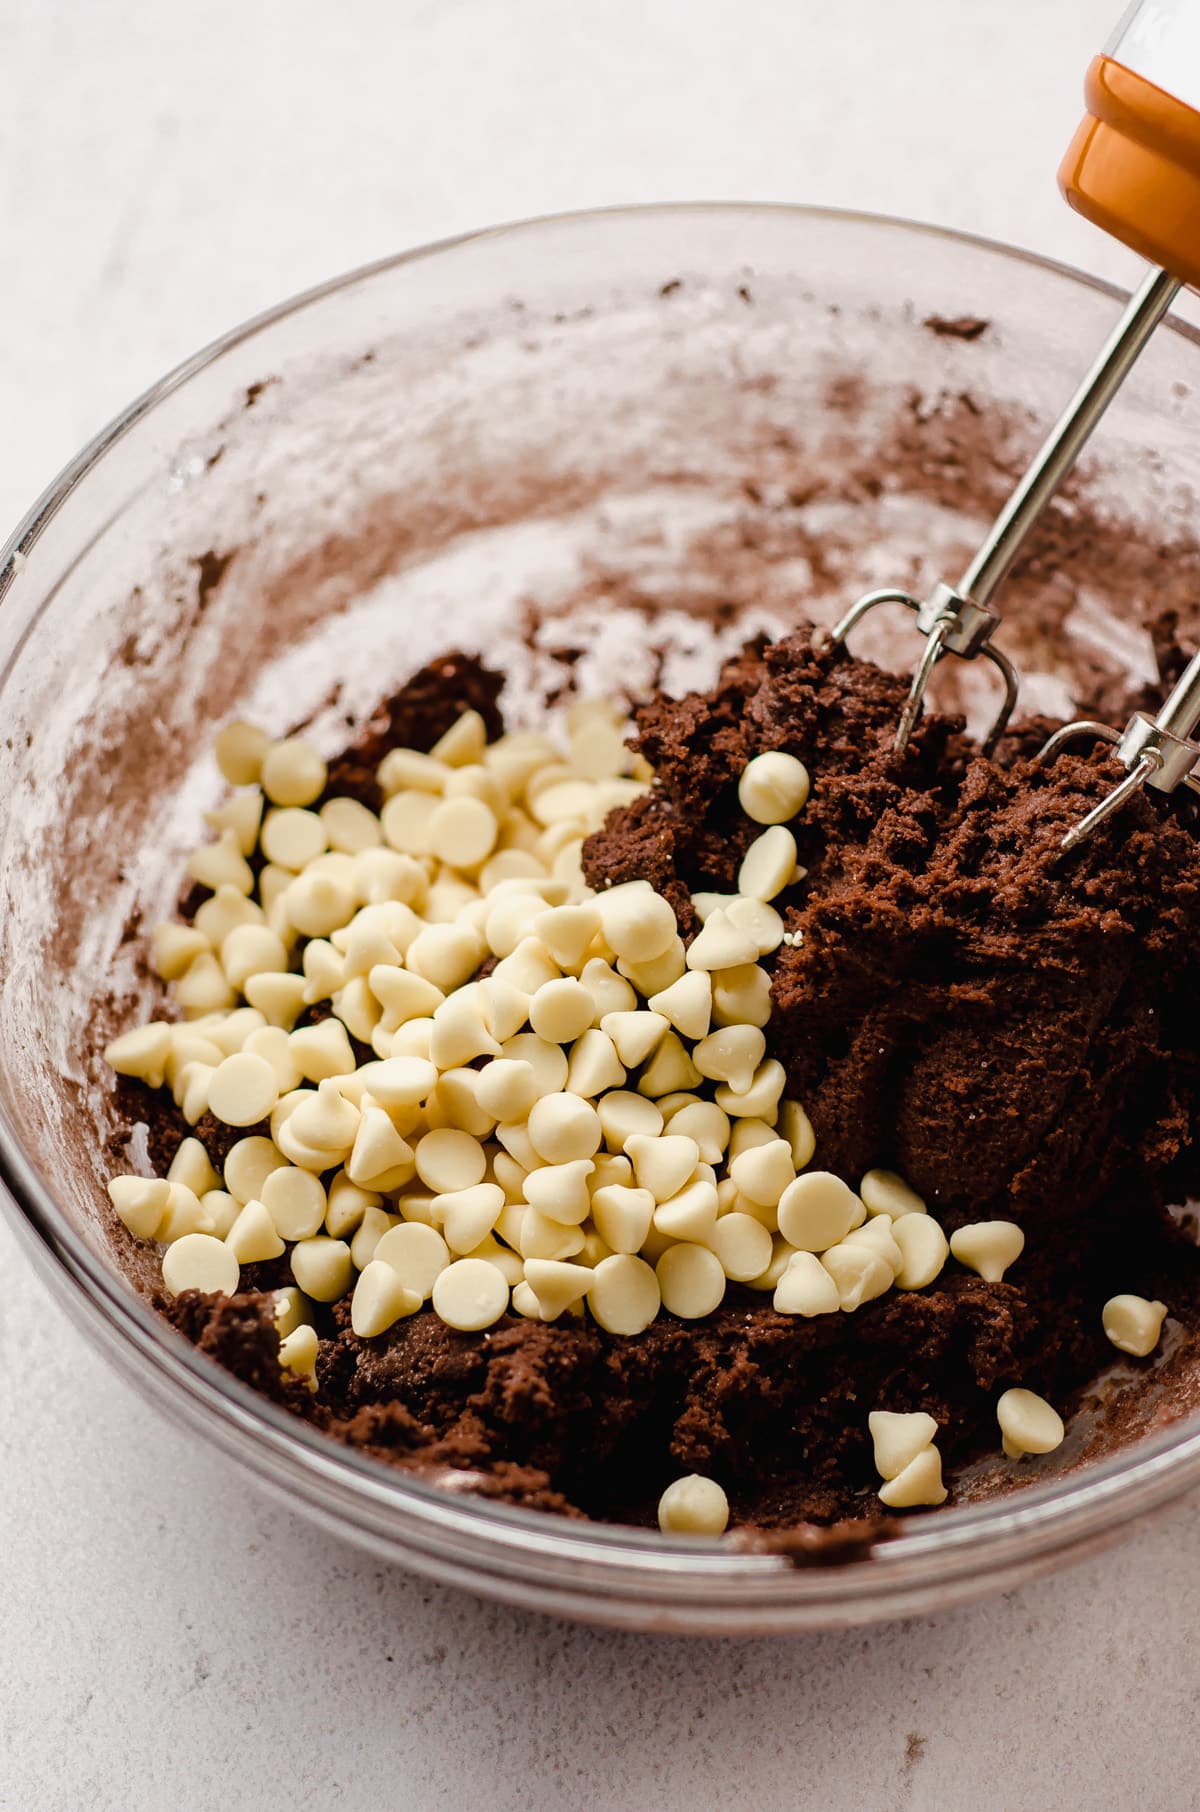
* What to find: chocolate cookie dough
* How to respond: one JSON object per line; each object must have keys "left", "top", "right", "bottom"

{"left": 137, "top": 632, "right": 1200, "bottom": 1530}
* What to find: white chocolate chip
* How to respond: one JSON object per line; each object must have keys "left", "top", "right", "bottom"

{"left": 279, "top": 1324, "right": 319, "bottom": 1386}
{"left": 844, "top": 1215, "right": 903, "bottom": 1273}
{"left": 773, "top": 1250, "right": 840, "bottom": 1316}
{"left": 878, "top": 1446, "right": 948, "bottom": 1508}
{"left": 666, "top": 1101, "right": 730, "bottom": 1165}
{"left": 657, "top": 1474, "right": 729, "bottom": 1535}
{"left": 723, "top": 896, "right": 784, "bottom": 956}
{"left": 711, "top": 1212, "right": 774, "bottom": 1282}
{"left": 685, "top": 910, "right": 760, "bottom": 973}
{"left": 373, "top": 1222, "right": 450, "bottom": 1298}
{"left": 325, "top": 1171, "right": 381, "bottom": 1238}
{"left": 201, "top": 1191, "right": 243, "bottom": 1239}
{"left": 162, "top": 1232, "right": 240, "bottom": 1298}
{"left": 188, "top": 829, "right": 255, "bottom": 896}
{"left": 369, "top": 963, "right": 444, "bottom": 1024}
{"left": 637, "top": 1032, "right": 703, "bottom": 1099}
{"left": 737, "top": 751, "right": 810, "bottom": 824}
{"left": 737, "top": 825, "right": 798, "bottom": 902}
{"left": 892, "top": 1214, "right": 950, "bottom": 1290}
{"left": 175, "top": 953, "right": 237, "bottom": 1017}
{"left": 244, "top": 971, "right": 307, "bottom": 1029}
{"left": 523, "top": 1258, "right": 595, "bottom": 1320}
{"left": 710, "top": 964, "right": 773, "bottom": 1030}
{"left": 647, "top": 970, "right": 712, "bottom": 1041}
{"left": 579, "top": 957, "right": 637, "bottom": 1020}
{"left": 600, "top": 1010, "right": 669, "bottom": 1069}
{"left": 438, "top": 1183, "right": 506, "bottom": 1254}
{"left": 532, "top": 902, "right": 600, "bottom": 971}
{"left": 729, "top": 1138, "right": 794, "bottom": 1208}
{"left": 1102, "top": 1293, "right": 1168, "bottom": 1357}
{"left": 860, "top": 1169, "right": 927, "bottom": 1219}
{"left": 475, "top": 1058, "right": 540, "bottom": 1122}
{"left": 273, "top": 1286, "right": 311, "bottom": 1338}
{"left": 290, "top": 1236, "right": 353, "bottom": 1303}
{"left": 586, "top": 1253, "right": 660, "bottom": 1333}
{"left": 997, "top": 1387, "right": 1065, "bottom": 1459}
{"left": 377, "top": 748, "right": 450, "bottom": 797}
{"left": 431, "top": 1256, "right": 510, "bottom": 1329}
{"left": 260, "top": 1165, "right": 326, "bottom": 1240}
{"left": 261, "top": 807, "right": 328, "bottom": 871}
{"left": 104, "top": 1022, "right": 172, "bottom": 1089}
{"left": 715, "top": 1058, "right": 787, "bottom": 1120}
{"left": 430, "top": 987, "right": 502, "bottom": 1069}
{"left": 348, "top": 1107, "right": 416, "bottom": 1191}
{"left": 821, "top": 1242, "right": 893, "bottom": 1311}
{"left": 565, "top": 1029, "right": 626, "bottom": 1099}
{"left": 693, "top": 1025, "right": 766, "bottom": 1096}
{"left": 415, "top": 1128, "right": 487, "bottom": 1194}
{"left": 950, "top": 1220, "right": 1025, "bottom": 1284}
{"left": 869, "top": 1410, "right": 939, "bottom": 1481}
{"left": 152, "top": 923, "right": 210, "bottom": 981}
{"left": 107, "top": 1175, "right": 171, "bottom": 1240}
{"left": 207, "top": 1051, "right": 279, "bottom": 1127}
{"left": 595, "top": 880, "right": 677, "bottom": 963}
{"left": 590, "top": 1184, "right": 655, "bottom": 1254}
{"left": 221, "top": 924, "right": 291, "bottom": 992}
{"left": 206, "top": 787, "right": 265, "bottom": 859}
{"left": 527, "top": 1093, "right": 602, "bottom": 1164}
{"left": 778, "top": 1100, "right": 816, "bottom": 1170}
{"left": 596, "top": 1090, "right": 663, "bottom": 1153}
{"left": 427, "top": 795, "right": 499, "bottom": 870}
{"left": 351, "top": 1260, "right": 421, "bottom": 1337}
{"left": 166, "top": 1138, "right": 221, "bottom": 1199}
{"left": 523, "top": 1160, "right": 594, "bottom": 1226}
{"left": 431, "top": 710, "right": 488, "bottom": 768}
{"left": 285, "top": 871, "right": 357, "bottom": 939}
{"left": 321, "top": 796, "right": 383, "bottom": 854}
{"left": 225, "top": 1198, "right": 286, "bottom": 1265}
{"left": 777, "top": 1171, "right": 864, "bottom": 1252}
{"left": 529, "top": 977, "right": 595, "bottom": 1046}
{"left": 617, "top": 938, "right": 687, "bottom": 997}
{"left": 261, "top": 737, "right": 327, "bottom": 808}
{"left": 656, "top": 1242, "right": 725, "bottom": 1319}
{"left": 653, "top": 1177, "right": 720, "bottom": 1244}
{"left": 215, "top": 720, "right": 270, "bottom": 787}
{"left": 627, "top": 1133, "right": 701, "bottom": 1202}
{"left": 350, "top": 1205, "right": 398, "bottom": 1270}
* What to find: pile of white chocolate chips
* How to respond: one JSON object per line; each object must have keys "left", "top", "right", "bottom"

{"left": 104, "top": 697, "right": 1170, "bottom": 1529}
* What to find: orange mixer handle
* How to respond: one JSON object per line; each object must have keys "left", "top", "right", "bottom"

{"left": 1061, "top": 5, "right": 1200, "bottom": 290}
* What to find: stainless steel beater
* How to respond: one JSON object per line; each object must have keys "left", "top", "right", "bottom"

{"left": 830, "top": 0, "right": 1200, "bottom": 852}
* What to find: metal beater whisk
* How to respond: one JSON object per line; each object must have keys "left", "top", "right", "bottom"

{"left": 828, "top": 1, "right": 1200, "bottom": 853}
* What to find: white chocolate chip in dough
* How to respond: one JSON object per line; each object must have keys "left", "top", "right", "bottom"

{"left": 821, "top": 1242, "right": 893, "bottom": 1311}
{"left": 225, "top": 1198, "right": 286, "bottom": 1265}
{"left": 600, "top": 1010, "right": 669, "bottom": 1069}
{"left": 637, "top": 1032, "right": 703, "bottom": 1099}
{"left": 715, "top": 1058, "right": 787, "bottom": 1120}
{"left": 415, "top": 1128, "right": 488, "bottom": 1194}
{"left": 892, "top": 1214, "right": 950, "bottom": 1290}
{"left": 773, "top": 1251, "right": 840, "bottom": 1316}
{"left": 861, "top": 1169, "right": 927, "bottom": 1219}
{"left": 162, "top": 1232, "right": 240, "bottom": 1299}
{"left": 710, "top": 964, "right": 772, "bottom": 1030}
{"left": 351, "top": 1260, "right": 422, "bottom": 1337}
{"left": 627, "top": 1134, "right": 701, "bottom": 1203}
{"left": 437, "top": 1183, "right": 506, "bottom": 1254}
{"left": 878, "top": 1445, "right": 948, "bottom": 1509}
{"left": 532, "top": 902, "right": 600, "bottom": 972}
{"left": 261, "top": 737, "right": 326, "bottom": 808}
{"left": 290, "top": 1020, "right": 357, "bottom": 1082}
{"left": 261, "top": 1166, "right": 327, "bottom": 1241}
{"left": 207, "top": 1052, "right": 279, "bottom": 1127}
{"left": 261, "top": 806, "right": 328, "bottom": 871}
{"left": 667, "top": 1101, "right": 730, "bottom": 1165}
{"left": 529, "top": 977, "right": 595, "bottom": 1046}
{"left": 997, "top": 1388, "right": 1065, "bottom": 1460}
{"left": 869, "top": 1410, "right": 939, "bottom": 1481}
{"left": 523, "top": 1258, "right": 595, "bottom": 1321}
{"left": 152, "top": 923, "right": 210, "bottom": 981}
{"left": 595, "top": 880, "right": 678, "bottom": 963}
{"left": 107, "top": 1175, "right": 171, "bottom": 1240}
{"left": 279, "top": 1324, "right": 320, "bottom": 1386}
{"left": 657, "top": 1474, "right": 729, "bottom": 1535}
{"left": 656, "top": 1242, "right": 725, "bottom": 1319}
{"left": 587, "top": 1253, "right": 661, "bottom": 1334}
{"left": 692, "top": 1025, "right": 766, "bottom": 1096}
{"left": 685, "top": 910, "right": 760, "bottom": 973}
{"left": 348, "top": 1107, "right": 415, "bottom": 1191}
{"left": 1102, "top": 1293, "right": 1168, "bottom": 1357}
{"left": 431, "top": 1257, "right": 510, "bottom": 1330}
{"left": 647, "top": 970, "right": 712, "bottom": 1042}
{"left": 711, "top": 1212, "right": 774, "bottom": 1282}
{"left": 523, "top": 1160, "right": 594, "bottom": 1226}
{"left": 373, "top": 1222, "right": 450, "bottom": 1299}
{"left": 290, "top": 1236, "right": 353, "bottom": 1303}
{"left": 729, "top": 1138, "right": 795, "bottom": 1209}
{"left": 723, "top": 896, "right": 784, "bottom": 957}
{"left": 738, "top": 750, "right": 810, "bottom": 824}
{"left": 596, "top": 1090, "right": 663, "bottom": 1153}
{"left": 187, "top": 830, "right": 255, "bottom": 896}
{"left": 590, "top": 1185, "right": 656, "bottom": 1254}
{"left": 776, "top": 1172, "right": 864, "bottom": 1252}
{"left": 215, "top": 720, "right": 271, "bottom": 788}
{"left": 104, "top": 1022, "right": 173, "bottom": 1090}
{"left": 653, "top": 1177, "right": 720, "bottom": 1244}
{"left": 566, "top": 1029, "right": 626, "bottom": 1099}
{"left": 950, "top": 1220, "right": 1025, "bottom": 1283}
{"left": 737, "top": 825, "right": 798, "bottom": 902}
{"left": 844, "top": 1215, "right": 903, "bottom": 1273}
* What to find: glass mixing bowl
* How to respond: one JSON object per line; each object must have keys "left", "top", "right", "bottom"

{"left": 3, "top": 206, "right": 1200, "bottom": 1634}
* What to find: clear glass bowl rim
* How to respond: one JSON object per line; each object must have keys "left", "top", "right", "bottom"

{"left": 4, "top": 201, "right": 1200, "bottom": 1628}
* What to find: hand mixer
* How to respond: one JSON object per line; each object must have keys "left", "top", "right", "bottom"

{"left": 829, "top": 0, "right": 1200, "bottom": 853}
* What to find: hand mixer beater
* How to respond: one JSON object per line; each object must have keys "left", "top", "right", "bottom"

{"left": 830, "top": 0, "right": 1200, "bottom": 853}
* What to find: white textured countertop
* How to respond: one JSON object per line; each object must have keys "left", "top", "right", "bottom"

{"left": 3, "top": 3, "right": 1199, "bottom": 1806}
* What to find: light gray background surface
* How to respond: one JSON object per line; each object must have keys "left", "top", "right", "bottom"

{"left": 2, "top": 3, "right": 1196, "bottom": 1807}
